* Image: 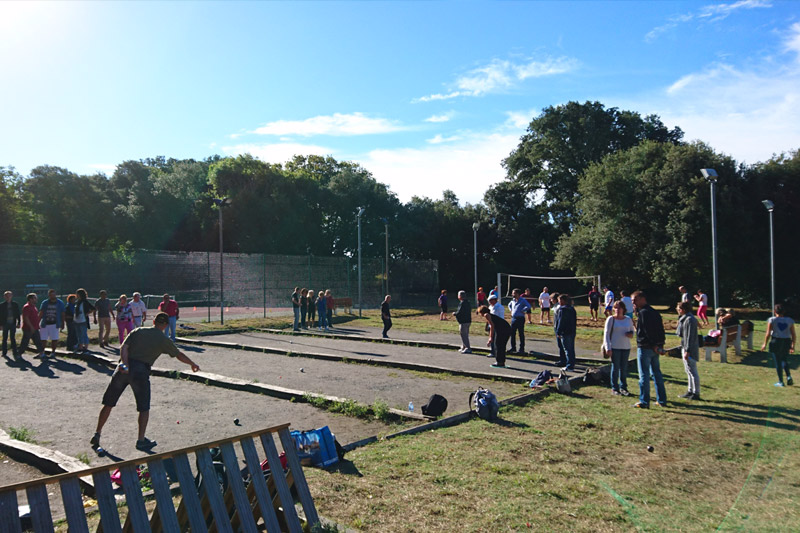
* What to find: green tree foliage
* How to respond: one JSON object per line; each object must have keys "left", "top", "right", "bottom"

{"left": 0, "top": 166, "right": 24, "bottom": 243}
{"left": 503, "top": 101, "right": 683, "bottom": 228}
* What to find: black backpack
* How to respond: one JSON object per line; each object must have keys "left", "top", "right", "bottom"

{"left": 422, "top": 394, "right": 448, "bottom": 417}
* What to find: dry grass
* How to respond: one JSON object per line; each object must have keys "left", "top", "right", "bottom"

{"left": 305, "top": 353, "right": 800, "bottom": 532}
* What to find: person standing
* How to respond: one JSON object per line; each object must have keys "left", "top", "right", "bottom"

{"left": 761, "top": 304, "right": 796, "bottom": 387}
{"left": 602, "top": 300, "right": 635, "bottom": 395}
{"left": 678, "top": 286, "right": 690, "bottom": 304}
{"left": 488, "top": 286, "right": 499, "bottom": 301}
{"left": 487, "top": 294, "right": 504, "bottom": 360}
{"left": 1, "top": 291, "right": 20, "bottom": 359}
{"left": 508, "top": 288, "right": 531, "bottom": 354}
{"left": 306, "top": 289, "right": 316, "bottom": 329}
{"left": 95, "top": 290, "right": 115, "bottom": 348}
{"left": 620, "top": 291, "right": 634, "bottom": 320}
{"left": 476, "top": 287, "right": 487, "bottom": 308}
{"left": 316, "top": 290, "right": 329, "bottom": 331}
{"left": 554, "top": 294, "right": 577, "bottom": 371}
{"left": 299, "top": 288, "right": 308, "bottom": 330}
{"left": 291, "top": 287, "right": 301, "bottom": 331}
{"left": 157, "top": 294, "right": 179, "bottom": 341}
{"left": 603, "top": 286, "right": 615, "bottom": 318}
{"left": 18, "top": 293, "right": 44, "bottom": 359}
{"left": 115, "top": 295, "right": 135, "bottom": 344}
{"left": 90, "top": 312, "right": 200, "bottom": 452}
{"left": 453, "top": 290, "right": 472, "bottom": 353}
{"left": 38, "top": 289, "right": 65, "bottom": 359}
{"left": 694, "top": 289, "right": 709, "bottom": 326}
{"left": 587, "top": 285, "right": 601, "bottom": 322}
{"left": 538, "top": 287, "right": 551, "bottom": 325}
{"left": 478, "top": 305, "right": 511, "bottom": 369}
{"left": 438, "top": 290, "right": 449, "bottom": 321}
{"left": 130, "top": 292, "right": 148, "bottom": 328}
{"left": 632, "top": 290, "right": 667, "bottom": 408}
{"left": 325, "top": 289, "right": 334, "bottom": 327}
{"left": 523, "top": 288, "right": 535, "bottom": 324}
{"left": 73, "top": 289, "right": 95, "bottom": 352}
{"left": 381, "top": 295, "right": 392, "bottom": 339}
{"left": 64, "top": 294, "right": 77, "bottom": 352}
{"left": 676, "top": 301, "right": 701, "bottom": 400}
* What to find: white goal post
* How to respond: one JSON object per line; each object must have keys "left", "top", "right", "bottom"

{"left": 497, "top": 272, "right": 601, "bottom": 302}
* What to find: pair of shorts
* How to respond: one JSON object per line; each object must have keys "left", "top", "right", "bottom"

{"left": 589, "top": 303, "right": 599, "bottom": 310}
{"left": 101, "top": 359, "right": 152, "bottom": 412}
{"left": 41, "top": 324, "right": 60, "bottom": 341}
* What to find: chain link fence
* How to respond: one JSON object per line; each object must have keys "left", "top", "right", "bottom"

{"left": 0, "top": 245, "right": 438, "bottom": 320}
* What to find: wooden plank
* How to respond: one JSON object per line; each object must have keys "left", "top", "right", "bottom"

{"left": 0, "top": 423, "right": 292, "bottom": 494}
{"left": 92, "top": 470, "right": 122, "bottom": 533}
{"left": 119, "top": 465, "right": 151, "bottom": 533}
{"left": 261, "top": 433, "right": 303, "bottom": 533}
{"left": 60, "top": 477, "right": 90, "bottom": 533}
{"left": 196, "top": 448, "right": 232, "bottom": 533}
{"left": 240, "top": 437, "right": 282, "bottom": 533}
{"left": 147, "top": 459, "right": 180, "bottom": 533}
{"left": 25, "top": 484, "right": 55, "bottom": 533}
{"left": 172, "top": 453, "right": 208, "bottom": 533}
{"left": 0, "top": 490, "right": 23, "bottom": 533}
{"left": 219, "top": 443, "right": 258, "bottom": 533}
{"left": 277, "top": 428, "right": 320, "bottom": 528}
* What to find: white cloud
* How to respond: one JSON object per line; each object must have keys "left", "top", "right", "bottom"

{"left": 785, "top": 22, "right": 800, "bottom": 58}
{"left": 251, "top": 112, "right": 403, "bottom": 136}
{"left": 221, "top": 142, "right": 335, "bottom": 164}
{"left": 504, "top": 110, "right": 537, "bottom": 130}
{"left": 414, "top": 55, "right": 577, "bottom": 102}
{"left": 646, "top": 0, "right": 771, "bottom": 42}
{"left": 361, "top": 131, "right": 519, "bottom": 204}
{"left": 424, "top": 113, "right": 453, "bottom": 123}
{"left": 426, "top": 134, "right": 462, "bottom": 144}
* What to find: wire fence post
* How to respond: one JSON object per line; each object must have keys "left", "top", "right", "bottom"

{"left": 207, "top": 251, "right": 211, "bottom": 323}
{"left": 263, "top": 253, "right": 266, "bottom": 318}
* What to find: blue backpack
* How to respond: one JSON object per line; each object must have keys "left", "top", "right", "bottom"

{"left": 469, "top": 387, "right": 499, "bottom": 420}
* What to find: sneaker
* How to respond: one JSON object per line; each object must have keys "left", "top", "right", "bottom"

{"left": 611, "top": 390, "right": 621, "bottom": 396}
{"left": 135, "top": 437, "right": 158, "bottom": 451}
{"left": 35, "top": 353, "right": 46, "bottom": 359}
{"left": 382, "top": 334, "right": 389, "bottom": 339}
{"left": 691, "top": 394, "right": 702, "bottom": 401}
{"left": 90, "top": 433, "right": 101, "bottom": 447}
{"left": 462, "top": 349, "right": 472, "bottom": 354}
{"left": 774, "top": 382, "right": 785, "bottom": 387}
{"left": 490, "top": 364, "right": 507, "bottom": 369}
{"left": 633, "top": 402, "right": 649, "bottom": 409}
{"left": 679, "top": 392, "right": 694, "bottom": 399}
{"left": 620, "top": 389, "right": 631, "bottom": 397}
{"left": 656, "top": 402, "right": 667, "bottom": 407}
{"left": 787, "top": 376, "right": 794, "bottom": 386}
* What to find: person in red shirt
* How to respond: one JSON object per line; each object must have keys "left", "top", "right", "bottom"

{"left": 18, "top": 293, "right": 45, "bottom": 360}
{"left": 157, "top": 294, "right": 179, "bottom": 341}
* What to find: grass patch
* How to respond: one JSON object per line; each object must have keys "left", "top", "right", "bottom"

{"left": 8, "top": 426, "right": 37, "bottom": 443}
{"left": 76, "top": 452, "right": 91, "bottom": 465}
{"left": 305, "top": 352, "right": 800, "bottom": 531}
{"left": 302, "top": 394, "right": 403, "bottom": 424}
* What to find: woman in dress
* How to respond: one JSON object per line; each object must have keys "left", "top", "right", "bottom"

{"left": 602, "top": 300, "right": 636, "bottom": 396}
{"left": 115, "top": 294, "right": 134, "bottom": 344}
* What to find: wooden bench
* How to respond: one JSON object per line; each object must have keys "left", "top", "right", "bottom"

{"left": 704, "top": 321, "right": 754, "bottom": 363}
{"left": 0, "top": 423, "right": 319, "bottom": 533}
{"left": 332, "top": 297, "right": 353, "bottom": 314}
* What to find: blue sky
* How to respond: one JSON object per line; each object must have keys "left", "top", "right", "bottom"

{"left": 1, "top": 0, "right": 799, "bottom": 204}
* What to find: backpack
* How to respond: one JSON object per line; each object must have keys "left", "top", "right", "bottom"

{"left": 530, "top": 369, "right": 554, "bottom": 388}
{"left": 422, "top": 394, "right": 448, "bottom": 417}
{"left": 469, "top": 387, "right": 499, "bottom": 420}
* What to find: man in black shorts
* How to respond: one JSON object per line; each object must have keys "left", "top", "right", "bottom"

{"left": 90, "top": 312, "right": 200, "bottom": 452}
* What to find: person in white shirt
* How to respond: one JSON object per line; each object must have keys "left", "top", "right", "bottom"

{"left": 487, "top": 294, "right": 504, "bottom": 359}
{"left": 620, "top": 291, "right": 634, "bottom": 319}
{"left": 603, "top": 286, "right": 615, "bottom": 317}
{"left": 602, "top": 300, "right": 636, "bottom": 395}
{"left": 678, "top": 286, "right": 690, "bottom": 304}
{"left": 130, "top": 292, "right": 148, "bottom": 328}
{"left": 538, "top": 287, "right": 551, "bottom": 325}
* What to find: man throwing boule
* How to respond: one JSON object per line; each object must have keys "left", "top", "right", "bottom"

{"left": 91, "top": 312, "right": 200, "bottom": 452}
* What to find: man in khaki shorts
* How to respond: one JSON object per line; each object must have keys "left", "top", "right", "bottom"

{"left": 90, "top": 312, "right": 200, "bottom": 452}
{"left": 94, "top": 290, "right": 115, "bottom": 348}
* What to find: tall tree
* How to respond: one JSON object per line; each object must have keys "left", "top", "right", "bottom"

{"left": 503, "top": 101, "right": 683, "bottom": 228}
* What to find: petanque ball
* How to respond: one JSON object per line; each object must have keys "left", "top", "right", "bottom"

{"left": 647, "top": 445, "right": 654, "bottom": 452}
{"left": 234, "top": 418, "right": 240, "bottom": 425}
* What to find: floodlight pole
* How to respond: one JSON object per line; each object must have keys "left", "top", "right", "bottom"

{"left": 763, "top": 200, "right": 775, "bottom": 312}
{"left": 472, "top": 222, "right": 479, "bottom": 303}
{"left": 357, "top": 207, "right": 365, "bottom": 317}
{"left": 214, "top": 197, "right": 230, "bottom": 325}
{"left": 701, "top": 169, "right": 719, "bottom": 310}
{"left": 382, "top": 218, "right": 389, "bottom": 296}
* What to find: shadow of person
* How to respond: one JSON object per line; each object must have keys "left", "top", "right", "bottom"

{"left": 48, "top": 358, "right": 87, "bottom": 375}
{"left": 30, "top": 362, "right": 57, "bottom": 379}
{"left": 3, "top": 354, "right": 33, "bottom": 372}
{"left": 325, "top": 459, "right": 363, "bottom": 477}
{"left": 489, "top": 418, "right": 531, "bottom": 429}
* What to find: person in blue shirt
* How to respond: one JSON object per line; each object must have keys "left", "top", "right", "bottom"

{"left": 508, "top": 288, "right": 531, "bottom": 354}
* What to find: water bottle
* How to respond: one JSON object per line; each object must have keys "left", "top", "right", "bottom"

{"left": 408, "top": 401, "right": 414, "bottom": 412}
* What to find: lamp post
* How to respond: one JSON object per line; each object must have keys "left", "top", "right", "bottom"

{"left": 381, "top": 217, "right": 389, "bottom": 296}
{"left": 472, "top": 222, "right": 479, "bottom": 303}
{"left": 762, "top": 199, "right": 775, "bottom": 312}
{"left": 213, "top": 197, "right": 232, "bottom": 324}
{"left": 357, "top": 207, "right": 365, "bottom": 317}
{"left": 700, "top": 168, "right": 719, "bottom": 311}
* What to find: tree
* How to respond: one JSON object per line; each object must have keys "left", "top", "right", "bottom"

{"left": 503, "top": 101, "right": 683, "bottom": 228}
{"left": 0, "top": 166, "right": 24, "bottom": 244}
